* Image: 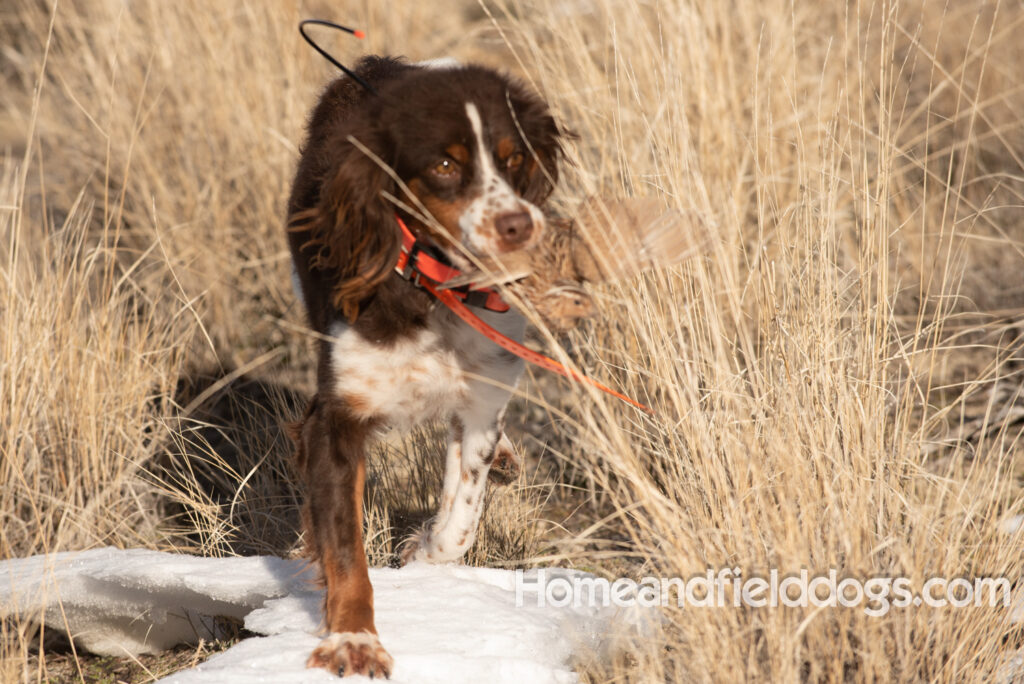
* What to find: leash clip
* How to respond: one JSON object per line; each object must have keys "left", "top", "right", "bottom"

{"left": 400, "top": 240, "right": 425, "bottom": 285}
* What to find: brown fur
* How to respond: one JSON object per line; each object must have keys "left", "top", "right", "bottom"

{"left": 408, "top": 177, "right": 468, "bottom": 246}
{"left": 445, "top": 143, "right": 469, "bottom": 164}
{"left": 496, "top": 137, "right": 516, "bottom": 160}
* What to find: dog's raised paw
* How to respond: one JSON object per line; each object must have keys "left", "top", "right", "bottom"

{"left": 307, "top": 632, "right": 394, "bottom": 679}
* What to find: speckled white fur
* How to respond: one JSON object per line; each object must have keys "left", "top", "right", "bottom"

{"left": 330, "top": 322, "right": 468, "bottom": 430}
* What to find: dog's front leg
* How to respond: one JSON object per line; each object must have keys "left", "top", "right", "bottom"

{"left": 404, "top": 382, "right": 513, "bottom": 564}
{"left": 295, "top": 397, "right": 394, "bottom": 679}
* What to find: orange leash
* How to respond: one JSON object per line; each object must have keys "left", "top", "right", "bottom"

{"left": 419, "top": 278, "right": 654, "bottom": 415}
{"left": 394, "top": 216, "right": 653, "bottom": 414}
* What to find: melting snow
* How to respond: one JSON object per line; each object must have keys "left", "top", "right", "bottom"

{"left": 0, "top": 548, "right": 645, "bottom": 683}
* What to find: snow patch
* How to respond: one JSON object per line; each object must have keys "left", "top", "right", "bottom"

{"left": 1, "top": 549, "right": 648, "bottom": 683}
{"left": 0, "top": 548, "right": 307, "bottom": 656}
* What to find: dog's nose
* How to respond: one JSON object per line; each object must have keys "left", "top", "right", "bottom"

{"left": 494, "top": 211, "right": 533, "bottom": 245}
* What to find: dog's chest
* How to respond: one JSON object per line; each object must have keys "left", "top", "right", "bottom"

{"left": 328, "top": 308, "right": 524, "bottom": 428}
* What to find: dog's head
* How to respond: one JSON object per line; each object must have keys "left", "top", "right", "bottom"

{"left": 389, "top": 65, "right": 566, "bottom": 258}
{"left": 308, "top": 60, "right": 567, "bottom": 320}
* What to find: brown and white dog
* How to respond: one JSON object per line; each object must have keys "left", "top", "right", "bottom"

{"left": 286, "top": 56, "right": 566, "bottom": 678}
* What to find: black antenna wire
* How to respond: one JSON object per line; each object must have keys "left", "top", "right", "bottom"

{"left": 298, "top": 19, "right": 377, "bottom": 95}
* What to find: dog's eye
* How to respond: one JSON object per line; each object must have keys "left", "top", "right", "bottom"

{"left": 506, "top": 152, "right": 525, "bottom": 170}
{"left": 431, "top": 159, "right": 460, "bottom": 178}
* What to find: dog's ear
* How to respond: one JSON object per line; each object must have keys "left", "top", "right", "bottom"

{"left": 508, "top": 86, "right": 572, "bottom": 205}
{"left": 300, "top": 127, "right": 400, "bottom": 322}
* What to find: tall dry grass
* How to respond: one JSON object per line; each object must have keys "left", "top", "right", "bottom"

{"left": 2, "top": 0, "right": 1023, "bottom": 681}
{"left": 509, "top": 1, "right": 1024, "bottom": 681}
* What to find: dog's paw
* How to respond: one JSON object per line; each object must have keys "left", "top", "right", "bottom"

{"left": 399, "top": 538, "right": 422, "bottom": 565}
{"left": 487, "top": 435, "right": 522, "bottom": 485}
{"left": 307, "top": 632, "right": 394, "bottom": 679}
{"left": 398, "top": 529, "right": 431, "bottom": 565}
{"left": 399, "top": 528, "right": 466, "bottom": 564}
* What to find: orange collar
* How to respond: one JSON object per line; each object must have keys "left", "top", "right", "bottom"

{"left": 394, "top": 216, "right": 509, "bottom": 312}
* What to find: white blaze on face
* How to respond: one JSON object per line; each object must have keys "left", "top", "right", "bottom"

{"left": 459, "top": 102, "right": 545, "bottom": 255}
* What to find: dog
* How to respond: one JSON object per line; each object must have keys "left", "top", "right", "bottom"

{"left": 285, "top": 55, "right": 566, "bottom": 678}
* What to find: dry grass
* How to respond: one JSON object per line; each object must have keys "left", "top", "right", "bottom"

{"left": 2, "top": 0, "right": 1024, "bottom": 681}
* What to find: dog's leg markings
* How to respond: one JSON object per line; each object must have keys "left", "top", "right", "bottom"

{"left": 297, "top": 399, "right": 394, "bottom": 678}
{"left": 404, "top": 381, "right": 512, "bottom": 564}
{"left": 400, "top": 416, "right": 466, "bottom": 564}
{"left": 436, "top": 417, "right": 464, "bottom": 527}
{"left": 412, "top": 416, "right": 496, "bottom": 562}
